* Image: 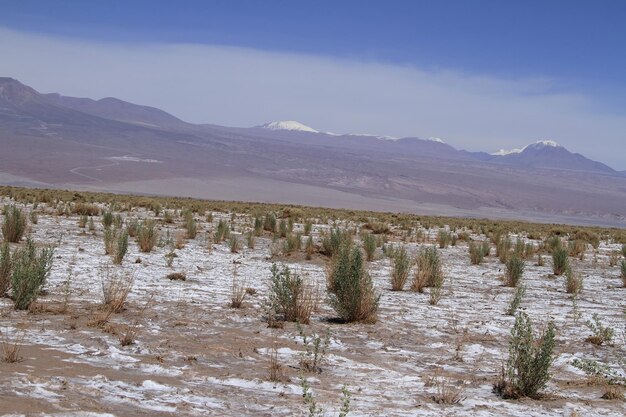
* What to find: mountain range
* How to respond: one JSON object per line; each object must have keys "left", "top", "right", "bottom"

{"left": 1, "top": 77, "right": 625, "bottom": 227}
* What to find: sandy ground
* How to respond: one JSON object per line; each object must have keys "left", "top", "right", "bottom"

{"left": 0, "top": 199, "right": 625, "bottom": 416}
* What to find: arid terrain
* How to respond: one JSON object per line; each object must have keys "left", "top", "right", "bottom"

{"left": 0, "top": 190, "right": 624, "bottom": 416}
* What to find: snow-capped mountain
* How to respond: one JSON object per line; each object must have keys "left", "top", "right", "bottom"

{"left": 256, "top": 120, "right": 318, "bottom": 133}
{"left": 492, "top": 140, "right": 560, "bottom": 156}
{"left": 489, "top": 140, "right": 614, "bottom": 174}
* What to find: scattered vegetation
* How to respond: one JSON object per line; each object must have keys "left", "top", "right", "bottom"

{"left": 552, "top": 248, "right": 569, "bottom": 276}
{"left": 504, "top": 256, "right": 524, "bottom": 287}
{"left": 266, "top": 264, "right": 317, "bottom": 325}
{"left": 584, "top": 314, "right": 614, "bottom": 346}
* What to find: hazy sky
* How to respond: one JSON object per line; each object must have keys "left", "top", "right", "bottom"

{"left": 1, "top": 1, "right": 625, "bottom": 169}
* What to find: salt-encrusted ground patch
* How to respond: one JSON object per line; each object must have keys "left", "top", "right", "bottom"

{"left": 0, "top": 198, "right": 624, "bottom": 416}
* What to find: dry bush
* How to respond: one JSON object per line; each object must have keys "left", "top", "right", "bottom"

{"left": 621, "top": 260, "right": 626, "bottom": 287}
{"left": 100, "top": 264, "right": 134, "bottom": 313}
{"left": 167, "top": 271, "right": 186, "bottom": 281}
{"left": 390, "top": 246, "right": 411, "bottom": 291}
{"left": 609, "top": 251, "right": 620, "bottom": 267}
{"left": 362, "top": 233, "right": 377, "bottom": 261}
{"left": 601, "top": 385, "right": 624, "bottom": 400}
{"left": 1, "top": 330, "right": 25, "bottom": 363}
{"left": 2, "top": 205, "right": 27, "bottom": 243}
{"left": 268, "top": 344, "right": 284, "bottom": 382}
{"left": 565, "top": 267, "right": 583, "bottom": 295}
{"left": 72, "top": 202, "right": 100, "bottom": 216}
{"left": 412, "top": 246, "right": 442, "bottom": 293}
{"left": 430, "top": 373, "right": 465, "bottom": 405}
{"left": 137, "top": 220, "right": 158, "bottom": 252}
{"left": 230, "top": 268, "right": 247, "bottom": 308}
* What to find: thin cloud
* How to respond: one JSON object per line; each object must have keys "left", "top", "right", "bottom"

{"left": 0, "top": 26, "right": 624, "bottom": 169}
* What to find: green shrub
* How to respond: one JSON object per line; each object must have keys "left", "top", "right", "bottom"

{"left": 266, "top": 264, "right": 316, "bottom": 324}
{"left": 11, "top": 238, "right": 54, "bottom": 310}
{"left": 412, "top": 246, "right": 442, "bottom": 292}
{"left": 327, "top": 245, "right": 379, "bottom": 323}
{"left": 621, "top": 260, "right": 626, "bottom": 287}
{"left": 0, "top": 242, "right": 12, "bottom": 296}
{"left": 362, "top": 233, "right": 376, "bottom": 262}
{"left": 2, "top": 205, "right": 27, "bottom": 243}
{"left": 494, "top": 312, "right": 556, "bottom": 399}
{"left": 113, "top": 229, "right": 129, "bottom": 265}
{"left": 545, "top": 235, "right": 562, "bottom": 253}
{"left": 137, "top": 220, "right": 158, "bottom": 252}
{"left": 505, "top": 256, "right": 524, "bottom": 287}
{"left": 552, "top": 248, "right": 569, "bottom": 275}
{"left": 390, "top": 246, "right": 411, "bottom": 291}
{"left": 497, "top": 237, "right": 512, "bottom": 263}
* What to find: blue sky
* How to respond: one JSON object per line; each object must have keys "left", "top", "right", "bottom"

{"left": 1, "top": 1, "right": 625, "bottom": 168}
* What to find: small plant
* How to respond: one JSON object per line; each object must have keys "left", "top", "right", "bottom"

{"left": 78, "top": 214, "right": 88, "bottom": 228}
{"left": 506, "top": 284, "right": 526, "bottom": 316}
{"left": 468, "top": 241, "right": 485, "bottom": 265}
{"left": 100, "top": 264, "right": 134, "bottom": 313}
{"left": 229, "top": 235, "right": 241, "bottom": 253}
{"left": 572, "top": 358, "right": 626, "bottom": 386}
{"left": 504, "top": 256, "right": 524, "bottom": 287}
{"left": 305, "top": 235, "right": 315, "bottom": 260}
{"left": 430, "top": 373, "right": 465, "bottom": 405}
{"left": 137, "top": 220, "right": 158, "bottom": 252}
{"left": 215, "top": 219, "right": 230, "bottom": 242}
{"left": 230, "top": 267, "right": 247, "bottom": 308}
{"left": 362, "top": 233, "right": 377, "bottom": 262}
{"left": 101, "top": 210, "right": 113, "bottom": 229}
{"left": 296, "top": 322, "right": 330, "bottom": 373}
{"left": 1, "top": 330, "right": 25, "bottom": 363}
{"left": 2, "top": 205, "right": 27, "bottom": 243}
{"left": 268, "top": 344, "right": 284, "bottom": 382}
{"left": 584, "top": 314, "right": 614, "bottom": 346}
{"left": 266, "top": 264, "right": 317, "bottom": 324}
{"left": 326, "top": 245, "right": 379, "bottom": 323}
{"left": 552, "top": 248, "right": 569, "bottom": 275}
{"left": 11, "top": 238, "right": 54, "bottom": 310}
{"left": 412, "top": 246, "right": 443, "bottom": 293}
{"left": 429, "top": 274, "right": 445, "bottom": 305}
{"left": 494, "top": 312, "right": 556, "bottom": 399}
{"left": 608, "top": 251, "right": 621, "bottom": 267}
{"left": 113, "top": 229, "right": 129, "bottom": 265}
{"left": 28, "top": 210, "right": 38, "bottom": 225}
{"left": 621, "top": 260, "right": 626, "bottom": 287}
{"left": 184, "top": 212, "right": 197, "bottom": 239}
{"left": 437, "top": 230, "right": 450, "bottom": 248}
{"left": 263, "top": 213, "right": 277, "bottom": 233}
{"left": 283, "top": 232, "right": 302, "bottom": 253}
{"left": 303, "top": 220, "right": 313, "bottom": 236}
{"left": 390, "top": 246, "right": 411, "bottom": 291}
{"left": 565, "top": 267, "right": 583, "bottom": 295}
